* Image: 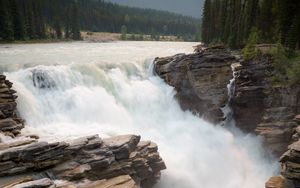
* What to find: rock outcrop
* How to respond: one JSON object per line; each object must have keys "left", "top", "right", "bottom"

{"left": 0, "top": 75, "right": 24, "bottom": 137}
{"left": 277, "top": 115, "right": 300, "bottom": 187}
{"left": 154, "top": 46, "right": 237, "bottom": 124}
{"left": 0, "top": 75, "right": 166, "bottom": 188}
{"left": 155, "top": 48, "right": 300, "bottom": 157}
{"left": 155, "top": 48, "right": 300, "bottom": 187}
{"left": 265, "top": 176, "right": 293, "bottom": 188}
{"left": 232, "top": 56, "right": 300, "bottom": 156}
{"left": 0, "top": 134, "right": 166, "bottom": 188}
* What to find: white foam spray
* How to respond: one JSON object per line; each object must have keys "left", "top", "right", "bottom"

{"left": 1, "top": 42, "right": 278, "bottom": 188}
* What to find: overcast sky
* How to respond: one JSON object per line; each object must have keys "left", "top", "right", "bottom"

{"left": 105, "top": 0, "right": 204, "bottom": 18}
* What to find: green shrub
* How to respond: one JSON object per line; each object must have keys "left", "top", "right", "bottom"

{"left": 243, "top": 29, "right": 261, "bottom": 60}
{"left": 269, "top": 43, "right": 300, "bottom": 85}
{"left": 270, "top": 43, "right": 289, "bottom": 74}
{"left": 287, "top": 61, "right": 300, "bottom": 85}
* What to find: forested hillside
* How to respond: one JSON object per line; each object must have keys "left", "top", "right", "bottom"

{"left": 0, "top": 0, "right": 81, "bottom": 41}
{"left": 201, "top": 0, "right": 300, "bottom": 49}
{"left": 0, "top": 0, "right": 200, "bottom": 42}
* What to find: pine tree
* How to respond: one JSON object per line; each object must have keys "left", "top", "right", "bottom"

{"left": 259, "top": 0, "right": 274, "bottom": 42}
{"left": 287, "top": 15, "right": 299, "bottom": 49}
{"left": 201, "top": 0, "right": 212, "bottom": 44}
{"left": 121, "top": 25, "right": 127, "bottom": 40}
{"left": 54, "top": 19, "right": 62, "bottom": 39}
{"left": 10, "top": 0, "right": 26, "bottom": 40}
{"left": 24, "top": 0, "right": 36, "bottom": 39}
{"left": 33, "top": 1, "right": 46, "bottom": 39}
{"left": 243, "top": 28, "right": 260, "bottom": 60}
{"left": 70, "top": 1, "right": 81, "bottom": 40}
{"left": 0, "top": 0, "right": 14, "bottom": 40}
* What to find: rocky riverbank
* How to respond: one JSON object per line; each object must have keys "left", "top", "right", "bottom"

{"left": 0, "top": 75, "right": 166, "bottom": 187}
{"left": 154, "top": 46, "right": 300, "bottom": 187}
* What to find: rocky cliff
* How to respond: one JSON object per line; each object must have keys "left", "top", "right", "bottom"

{"left": 154, "top": 46, "right": 237, "bottom": 124}
{"left": 232, "top": 56, "right": 300, "bottom": 156}
{"left": 155, "top": 47, "right": 300, "bottom": 187}
{"left": 155, "top": 47, "right": 300, "bottom": 156}
{"left": 0, "top": 75, "right": 166, "bottom": 188}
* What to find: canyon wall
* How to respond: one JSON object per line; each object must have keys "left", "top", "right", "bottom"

{"left": 154, "top": 47, "right": 236, "bottom": 124}
{"left": 155, "top": 47, "right": 300, "bottom": 187}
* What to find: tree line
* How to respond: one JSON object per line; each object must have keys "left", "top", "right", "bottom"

{"left": 201, "top": 0, "right": 300, "bottom": 50}
{"left": 0, "top": 0, "right": 80, "bottom": 41}
{"left": 0, "top": 0, "right": 200, "bottom": 42}
{"left": 78, "top": 0, "right": 200, "bottom": 40}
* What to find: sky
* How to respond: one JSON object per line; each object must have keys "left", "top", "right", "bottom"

{"left": 105, "top": 0, "right": 204, "bottom": 18}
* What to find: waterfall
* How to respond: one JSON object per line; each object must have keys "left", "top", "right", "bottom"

{"left": 1, "top": 42, "right": 278, "bottom": 188}
{"left": 222, "top": 63, "right": 238, "bottom": 127}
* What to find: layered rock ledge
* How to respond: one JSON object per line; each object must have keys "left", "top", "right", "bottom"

{"left": 0, "top": 75, "right": 24, "bottom": 137}
{"left": 0, "top": 75, "right": 166, "bottom": 188}
{"left": 266, "top": 115, "right": 300, "bottom": 188}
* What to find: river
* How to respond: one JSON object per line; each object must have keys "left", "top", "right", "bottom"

{"left": 0, "top": 41, "right": 277, "bottom": 188}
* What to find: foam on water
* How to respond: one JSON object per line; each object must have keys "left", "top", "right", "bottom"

{"left": 1, "top": 41, "right": 278, "bottom": 188}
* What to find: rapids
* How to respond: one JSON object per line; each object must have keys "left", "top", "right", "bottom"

{"left": 0, "top": 41, "right": 278, "bottom": 188}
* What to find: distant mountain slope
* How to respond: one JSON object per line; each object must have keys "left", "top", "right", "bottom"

{"left": 79, "top": 0, "right": 201, "bottom": 39}
{"left": 105, "top": 0, "right": 204, "bottom": 18}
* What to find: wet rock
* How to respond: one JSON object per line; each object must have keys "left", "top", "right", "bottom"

{"left": 265, "top": 176, "right": 294, "bottom": 188}
{"left": 155, "top": 47, "right": 237, "bottom": 123}
{"left": 0, "top": 75, "right": 25, "bottom": 136}
{"left": 276, "top": 116, "right": 300, "bottom": 187}
{"left": 233, "top": 56, "right": 300, "bottom": 156}
{"left": 156, "top": 49, "right": 300, "bottom": 156}
{"left": 32, "top": 70, "right": 56, "bottom": 89}
{"left": 280, "top": 140, "right": 300, "bottom": 179}
{"left": 0, "top": 135, "right": 165, "bottom": 188}
{"left": 103, "top": 135, "right": 140, "bottom": 160}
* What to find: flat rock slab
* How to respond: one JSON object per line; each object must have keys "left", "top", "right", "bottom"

{"left": 79, "top": 175, "right": 138, "bottom": 188}
{"left": 4, "top": 178, "right": 54, "bottom": 188}
{"left": 265, "top": 176, "right": 293, "bottom": 188}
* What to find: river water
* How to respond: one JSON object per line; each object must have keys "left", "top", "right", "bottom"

{"left": 0, "top": 41, "right": 277, "bottom": 188}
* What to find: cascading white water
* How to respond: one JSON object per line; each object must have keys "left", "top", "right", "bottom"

{"left": 0, "top": 42, "right": 278, "bottom": 188}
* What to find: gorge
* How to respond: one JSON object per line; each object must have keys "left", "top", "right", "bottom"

{"left": 0, "top": 41, "right": 297, "bottom": 188}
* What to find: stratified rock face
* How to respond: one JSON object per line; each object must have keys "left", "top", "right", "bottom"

{"left": 0, "top": 135, "right": 166, "bottom": 188}
{"left": 154, "top": 47, "right": 237, "bottom": 124}
{"left": 279, "top": 115, "right": 300, "bottom": 187}
{"left": 0, "top": 75, "right": 24, "bottom": 136}
{"left": 232, "top": 56, "right": 300, "bottom": 156}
